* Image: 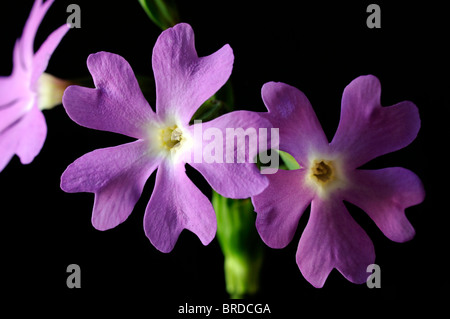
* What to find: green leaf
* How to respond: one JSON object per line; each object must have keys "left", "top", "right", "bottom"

{"left": 138, "top": 0, "right": 179, "bottom": 30}
{"left": 278, "top": 150, "right": 300, "bottom": 170}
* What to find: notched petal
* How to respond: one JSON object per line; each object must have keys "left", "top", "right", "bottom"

{"left": 61, "top": 140, "right": 160, "bottom": 230}
{"left": 253, "top": 169, "right": 313, "bottom": 249}
{"left": 143, "top": 162, "right": 216, "bottom": 252}
{"left": 62, "top": 52, "right": 155, "bottom": 139}
{"left": 331, "top": 75, "right": 421, "bottom": 168}
{"left": 152, "top": 23, "right": 234, "bottom": 123}
{"left": 343, "top": 167, "right": 425, "bottom": 243}
{"left": 297, "top": 197, "right": 375, "bottom": 288}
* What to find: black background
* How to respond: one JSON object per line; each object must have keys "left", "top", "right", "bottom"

{"left": 1, "top": 0, "right": 447, "bottom": 314}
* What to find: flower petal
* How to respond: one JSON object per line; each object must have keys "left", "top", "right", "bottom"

{"left": 62, "top": 52, "right": 154, "bottom": 139}
{"left": 297, "top": 196, "right": 375, "bottom": 288}
{"left": 261, "top": 82, "right": 329, "bottom": 166}
{"left": 152, "top": 23, "right": 233, "bottom": 124}
{"left": 0, "top": 104, "right": 46, "bottom": 171}
{"left": 61, "top": 140, "right": 160, "bottom": 230}
{"left": 0, "top": 97, "right": 32, "bottom": 134}
{"left": 253, "top": 169, "right": 314, "bottom": 249}
{"left": 0, "top": 61, "right": 27, "bottom": 102}
{"left": 343, "top": 167, "right": 425, "bottom": 243}
{"left": 15, "top": 104, "right": 47, "bottom": 165}
{"left": 31, "top": 23, "right": 70, "bottom": 85}
{"left": 143, "top": 162, "right": 216, "bottom": 253}
{"left": 16, "top": 0, "right": 54, "bottom": 71}
{"left": 0, "top": 134, "right": 15, "bottom": 172}
{"left": 188, "top": 111, "right": 270, "bottom": 198}
{"left": 330, "top": 75, "right": 421, "bottom": 168}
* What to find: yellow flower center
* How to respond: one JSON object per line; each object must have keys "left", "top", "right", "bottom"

{"left": 158, "top": 125, "right": 184, "bottom": 151}
{"left": 145, "top": 118, "right": 193, "bottom": 165}
{"left": 311, "top": 160, "right": 334, "bottom": 184}
{"left": 306, "top": 156, "right": 347, "bottom": 199}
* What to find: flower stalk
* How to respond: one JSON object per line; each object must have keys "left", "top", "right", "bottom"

{"left": 212, "top": 191, "right": 264, "bottom": 299}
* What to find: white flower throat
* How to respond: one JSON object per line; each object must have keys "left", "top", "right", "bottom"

{"left": 147, "top": 119, "right": 193, "bottom": 164}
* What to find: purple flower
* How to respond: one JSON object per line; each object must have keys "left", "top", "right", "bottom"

{"left": 0, "top": 0, "right": 69, "bottom": 171}
{"left": 61, "top": 23, "right": 270, "bottom": 253}
{"left": 252, "top": 76, "right": 425, "bottom": 287}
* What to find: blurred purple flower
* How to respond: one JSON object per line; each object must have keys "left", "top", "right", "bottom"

{"left": 252, "top": 75, "right": 425, "bottom": 287}
{"left": 0, "top": 0, "right": 69, "bottom": 171}
{"left": 61, "top": 23, "right": 269, "bottom": 252}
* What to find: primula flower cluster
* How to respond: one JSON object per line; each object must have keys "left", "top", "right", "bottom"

{"left": 59, "top": 22, "right": 424, "bottom": 287}
{"left": 1, "top": 0, "right": 425, "bottom": 290}
{"left": 253, "top": 77, "right": 425, "bottom": 287}
{"left": 0, "top": 0, "right": 69, "bottom": 171}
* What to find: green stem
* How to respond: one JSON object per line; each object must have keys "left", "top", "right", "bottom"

{"left": 138, "top": 0, "right": 179, "bottom": 30}
{"left": 213, "top": 191, "right": 264, "bottom": 299}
